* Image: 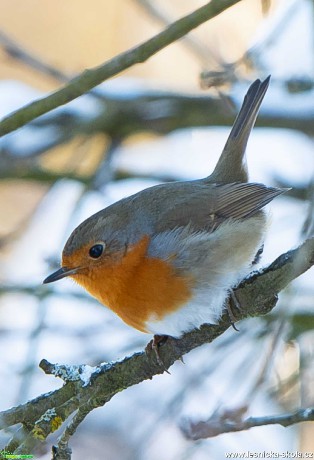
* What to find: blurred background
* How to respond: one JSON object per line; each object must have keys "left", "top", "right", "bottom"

{"left": 0, "top": 0, "right": 314, "bottom": 458}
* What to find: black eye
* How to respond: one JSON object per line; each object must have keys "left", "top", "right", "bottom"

{"left": 89, "top": 244, "right": 104, "bottom": 259}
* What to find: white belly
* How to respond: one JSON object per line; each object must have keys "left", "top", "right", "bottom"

{"left": 145, "top": 215, "right": 267, "bottom": 337}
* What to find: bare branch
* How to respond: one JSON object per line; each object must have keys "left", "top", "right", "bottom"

{"left": 132, "top": 0, "right": 216, "bottom": 65}
{"left": 0, "top": 0, "right": 241, "bottom": 138}
{"left": 180, "top": 406, "right": 314, "bottom": 440}
{"left": 0, "top": 30, "right": 69, "bottom": 83}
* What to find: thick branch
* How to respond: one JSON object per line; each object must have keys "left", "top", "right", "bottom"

{"left": 0, "top": 237, "right": 313, "bottom": 454}
{"left": 2, "top": 87, "right": 314, "bottom": 175}
{"left": 0, "top": 0, "right": 241, "bottom": 138}
{"left": 181, "top": 407, "right": 314, "bottom": 440}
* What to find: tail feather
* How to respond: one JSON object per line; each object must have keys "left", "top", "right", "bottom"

{"left": 207, "top": 76, "right": 270, "bottom": 184}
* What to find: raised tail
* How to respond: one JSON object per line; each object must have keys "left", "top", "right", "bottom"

{"left": 207, "top": 76, "right": 270, "bottom": 184}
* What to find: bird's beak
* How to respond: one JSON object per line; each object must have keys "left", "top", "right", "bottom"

{"left": 43, "top": 266, "right": 79, "bottom": 284}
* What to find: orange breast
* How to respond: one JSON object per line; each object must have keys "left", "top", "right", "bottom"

{"left": 72, "top": 236, "right": 193, "bottom": 333}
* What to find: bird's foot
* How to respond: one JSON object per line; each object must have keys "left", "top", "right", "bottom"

{"left": 227, "top": 290, "right": 243, "bottom": 331}
{"left": 145, "top": 334, "right": 171, "bottom": 374}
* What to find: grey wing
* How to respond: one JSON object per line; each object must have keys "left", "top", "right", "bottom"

{"left": 148, "top": 181, "right": 285, "bottom": 287}
{"left": 154, "top": 182, "right": 285, "bottom": 233}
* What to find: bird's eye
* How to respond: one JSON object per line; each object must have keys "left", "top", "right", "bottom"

{"left": 89, "top": 243, "right": 104, "bottom": 259}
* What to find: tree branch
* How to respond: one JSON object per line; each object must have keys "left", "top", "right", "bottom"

{"left": 180, "top": 406, "right": 314, "bottom": 440}
{"left": 0, "top": 0, "right": 241, "bottom": 138}
{"left": 2, "top": 85, "right": 314, "bottom": 173}
{"left": 0, "top": 237, "right": 313, "bottom": 455}
{"left": 0, "top": 30, "right": 69, "bottom": 83}
{"left": 132, "top": 0, "right": 215, "bottom": 65}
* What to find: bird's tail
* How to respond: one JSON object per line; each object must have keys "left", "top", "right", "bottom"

{"left": 207, "top": 76, "right": 270, "bottom": 184}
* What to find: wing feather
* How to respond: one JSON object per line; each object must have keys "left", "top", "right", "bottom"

{"left": 152, "top": 182, "right": 286, "bottom": 233}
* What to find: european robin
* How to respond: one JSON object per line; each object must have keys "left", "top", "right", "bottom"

{"left": 44, "top": 77, "right": 284, "bottom": 342}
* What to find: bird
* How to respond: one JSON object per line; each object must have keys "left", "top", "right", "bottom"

{"left": 43, "top": 77, "right": 284, "bottom": 354}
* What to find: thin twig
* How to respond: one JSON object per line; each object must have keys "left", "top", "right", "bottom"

{"left": 0, "top": 30, "right": 69, "bottom": 83}
{"left": 54, "top": 407, "right": 90, "bottom": 459}
{"left": 181, "top": 407, "right": 314, "bottom": 440}
{"left": 245, "top": 318, "right": 288, "bottom": 401}
{"left": 133, "top": 0, "right": 216, "bottom": 66}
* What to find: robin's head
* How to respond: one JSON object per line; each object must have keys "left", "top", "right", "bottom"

{"left": 43, "top": 211, "right": 125, "bottom": 285}
{"left": 42, "top": 207, "right": 154, "bottom": 323}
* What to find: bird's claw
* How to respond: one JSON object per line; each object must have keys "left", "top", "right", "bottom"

{"left": 145, "top": 335, "right": 171, "bottom": 374}
{"left": 227, "top": 289, "right": 243, "bottom": 331}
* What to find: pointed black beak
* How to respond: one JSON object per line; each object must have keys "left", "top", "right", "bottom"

{"left": 43, "top": 267, "right": 78, "bottom": 284}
